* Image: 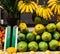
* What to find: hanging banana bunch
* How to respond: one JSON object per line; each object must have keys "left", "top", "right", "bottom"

{"left": 36, "top": 5, "right": 54, "bottom": 20}
{"left": 17, "top": 0, "right": 38, "bottom": 13}
{"left": 48, "top": 0, "right": 60, "bottom": 15}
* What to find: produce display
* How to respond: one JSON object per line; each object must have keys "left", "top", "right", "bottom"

{"left": 0, "top": 26, "right": 5, "bottom": 49}
{"left": 36, "top": 5, "right": 54, "bottom": 20}
{"left": 17, "top": 22, "right": 60, "bottom": 52}
{"left": 1, "top": 0, "right": 60, "bottom": 53}
{"left": 6, "top": 47, "right": 16, "bottom": 53}
{"left": 0, "top": 47, "right": 16, "bottom": 54}
{"left": 48, "top": 0, "right": 60, "bottom": 15}
{"left": 17, "top": 0, "right": 60, "bottom": 20}
{"left": 18, "top": 0, "right": 38, "bottom": 13}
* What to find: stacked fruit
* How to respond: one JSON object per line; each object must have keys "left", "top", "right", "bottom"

{"left": 48, "top": 0, "right": 60, "bottom": 15}
{"left": 17, "top": 22, "right": 60, "bottom": 52}
{"left": 0, "top": 47, "right": 16, "bottom": 54}
{"left": 18, "top": 0, "right": 38, "bottom": 13}
{"left": 0, "top": 26, "right": 5, "bottom": 43}
{"left": 36, "top": 5, "right": 54, "bottom": 20}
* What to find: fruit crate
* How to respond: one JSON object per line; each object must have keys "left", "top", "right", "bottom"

{"left": 0, "top": 26, "right": 6, "bottom": 50}
{"left": 0, "top": 26, "right": 11, "bottom": 51}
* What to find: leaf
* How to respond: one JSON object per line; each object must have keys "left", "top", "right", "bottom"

{"left": 1, "top": 0, "right": 19, "bottom": 18}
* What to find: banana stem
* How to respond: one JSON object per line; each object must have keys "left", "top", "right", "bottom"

{"left": 57, "top": 1, "right": 60, "bottom": 5}
{"left": 24, "top": 0, "right": 31, "bottom": 3}
{"left": 36, "top": 0, "right": 39, "bottom": 4}
{"left": 43, "top": 1, "right": 47, "bottom": 7}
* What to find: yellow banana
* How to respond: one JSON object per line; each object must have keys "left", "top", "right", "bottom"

{"left": 31, "top": 1, "right": 38, "bottom": 8}
{"left": 45, "top": 9, "right": 48, "bottom": 20}
{"left": 21, "top": 5, "right": 26, "bottom": 13}
{"left": 46, "top": 8, "right": 51, "bottom": 19}
{"left": 18, "top": 1, "right": 23, "bottom": 7}
{"left": 36, "top": 8, "right": 39, "bottom": 15}
{"left": 48, "top": 0, "right": 57, "bottom": 4}
{"left": 36, "top": 6, "right": 41, "bottom": 16}
{"left": 28, "top": 5, "right": 33, "bottom": 13}
{"left": 26, "top": 5, "right": 29, "bottom": 13}
{"left": 51, "top": 3, "right": 56, "bottom": 11}
{"left": 30, "top": 4, "right": 36, "bottom": 10}
{"left": 48, "top": 2, "right": 56, "bottom": 7}
{"left": 43, "top": 9, "right": 47, "bottom": 19}
{"left": 48, "top": 8, "right": 54, "bottom": 16}
{"left": 45, "top": 9, "right": 48, "bottom": 19}
{"left": 54, "top": 5, "right": 57, "bottom": 14}
{"left": 39, "top": 7, "right": 43, "bottom": 17}
{"left": 19, "top": 3, "right": 25, "bottom": 10}
{"left": 58, "top": 5, "right": 60, "bottom": 15}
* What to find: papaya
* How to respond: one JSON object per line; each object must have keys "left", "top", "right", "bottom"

{"left": 34, "top": 17, "right": 42, "bottom": 24}
{"left": 53, "top": 31, "right": 60, "bottom": 40}
{"left": 35, "top": 24, "right": 45, "bottom": 34}
{"left": 26, "top": 33, "right": 35, "bottom": 41}
{"left": 42, "top": 32, "right": 52, "bottom": 41}
{"left": 58, "top": 41, "right": 60, "bottom": 51}
{"left": 19, "top": 23, "right": 27, "bottom": 29}
{"left": 21, "top": 28, "right": 29, "bottom": 34}
{"left": 28, "top": 41, "right": 38, "bottom": 51}
{"left": 18, "top": 33, "right": 25, "bottom": 41}
{"left": 56, "top": 22, "right": 60, "bottom": 31}
{"left": 17, "top": 41, "right": 27, "bottom": 52}
{"left": 46, "top": 23, "right": 56, "bottom": 32}
{"left": 39, "top": 42, "right": 48, "bottom": 51}
{"left": 49, "top": 40, "right": 59, "bottom": 50}
{"left": 36, "top": 35, "right": 40, "bottom": 41}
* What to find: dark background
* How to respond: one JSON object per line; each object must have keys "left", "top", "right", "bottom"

{"left": 1, "top": 0, "right": 57, "bottom": 27}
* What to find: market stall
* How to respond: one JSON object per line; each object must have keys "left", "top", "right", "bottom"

{"left": 0, "top": 0, "right": 60, "bottom": 54}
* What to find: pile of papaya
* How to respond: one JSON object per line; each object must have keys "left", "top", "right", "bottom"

{"left": 17, "top": 22, "right": 60, "bottom": 52}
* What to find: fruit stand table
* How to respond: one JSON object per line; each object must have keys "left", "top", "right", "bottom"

{"left": 17, "top": 51, "right": 58, "bottom": 54}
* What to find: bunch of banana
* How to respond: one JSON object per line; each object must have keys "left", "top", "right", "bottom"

{"left": 18, "top": 0, "right": 38, "bottom": 13}
{"left": 36, "top": 5, "right": 54, "bottom": 20}
{"left": 48, "top": 0, "right": 60, "bottom": 15}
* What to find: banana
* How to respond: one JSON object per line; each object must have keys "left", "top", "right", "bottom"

{"left": 48, "top": 0, "right": 57, "bottom": 4}
{"left": 58, "top": 5, "right": 60, "bottom": 15}
{"left": 43, "top": 9, "right": 47, "bottom": 19}
{"left": 21, "top": 5, "right": 26, "bottom": 13}
{"left": 54, "top": 5, "right": 57, "bottom": 14}
{"left": 36, "top": 6, "right": 41, "bottom": 15}
{"left": 46, "top": 8, "right": 51, "bottom": 19}
{"left": 18, "top": 1, "right": 23, "bottom": 7}
{"left": 39, "top": 7, "right": 43, "bottom": 17}
{"left": 45, "top": 9, "right": 48, "bottom": 20}
{"left": 39, "top": 8, "right": 43, "bottom": 17}
{"left": 19, "top": 3, "right": 25, "bottom": 10}
{"left": 18, "top": 1, "right": 23, "bottom": 11}
{"left": 26, "top": 5, "right": 29, "bottom": 13}
{"left": 51, "top": 3, "right": 56, "bottom": 11}
{"left": 48, "top": 2, "right": 56, "bottom": 7}
{"left": 28, "top": 5, "right": 33, "bottom": 13}
{"left": 30, "top": 4, "right": 35, "bottom": 10}
{"left": 48, "top": 8, "right": 54, "bottom": 16}
{"left": 31, "top": 1, "right": 38, "bottom": 9}
{"left": 36, "top": 8, "right": 39, "bottom": 15}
